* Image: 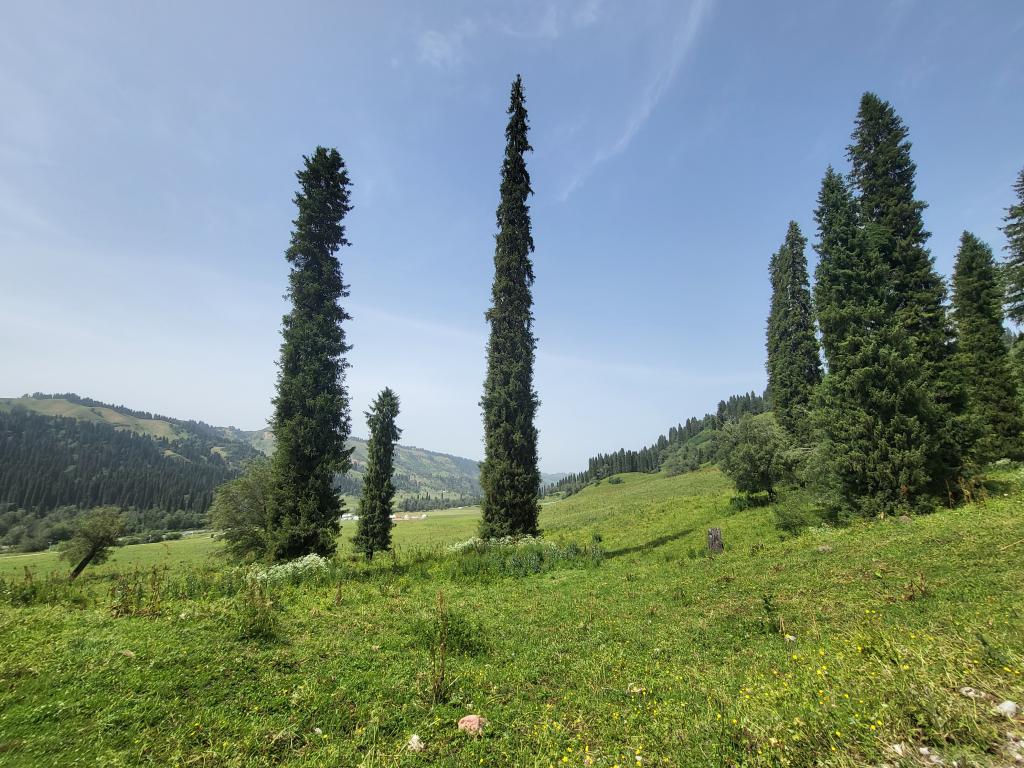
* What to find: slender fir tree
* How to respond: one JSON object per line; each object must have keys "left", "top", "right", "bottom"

{"left": 952, "top": 232, "right": 1023, "bottom": 462}
{"left": 269, "top": 147, "right": 354, "bottom": 560}
{"left": 479, "top": 75, "right": 541, "bottom": 539}
{"left": 812, "top": 170, "right": 946, "bottom": 516}
{"left": 353, "top": 388, "right": 401, "bottom": 560}
{"left": 847, "top": 93, "right": 956, "bottom": 382}
{"left": 1003, "top": 167, "right": 1024, "bottom": 324}
{"left": 847, "top": 92, "right": 965, "bottom": 492}
{"left": 765, "top": 221, "right": 822, "bottom": 437}
{"left": 813, "top": 167, "right": 886, "bottom": 365}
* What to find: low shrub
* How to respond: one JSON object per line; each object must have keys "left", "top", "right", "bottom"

{"left": 772, "top": 489, "right": 826, "bottom": 535}
{"left": 232, "top": 578, "right": 279, "bottom": 641}
{"left": 250, "top": 553, "right": 330, "bottom": 585}
{"left": 442, "top": 535, "right": 603, "bottom": 580}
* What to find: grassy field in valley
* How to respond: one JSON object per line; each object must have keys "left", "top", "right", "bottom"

{"left": 0, "top": 468, "right": 1022, "bottom": 766}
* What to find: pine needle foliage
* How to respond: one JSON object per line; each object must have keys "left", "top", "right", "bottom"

{"left": 1003, "top": 167, "right": 1024, "bottom": 324}
{"left": 765, "top": 221, "right": 822, "bottom": 438}
{"left": 269, "top": 147, "right": 354, "bottom": 560}
{"left": 952, "top": 232, "right": 1023, "bottom": 463}
{"left": 353, "top": 388, "right": 402, "bottom": 560}
{"left": 479, "top": 75, "right": 541, "bottom": 539}
{"left": 807, "top": 94, "right": 967, "bottom": 515}
{"left": 812, "top": 169, "right": 949, "bottom": 517}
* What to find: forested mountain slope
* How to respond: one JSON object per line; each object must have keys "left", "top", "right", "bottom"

{"left": 0, "top": 394, "right": 547, "bottom": 548}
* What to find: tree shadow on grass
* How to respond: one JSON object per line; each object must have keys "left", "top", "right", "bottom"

{"left": 605, "top": 527, "right": 696, "bottom": 559}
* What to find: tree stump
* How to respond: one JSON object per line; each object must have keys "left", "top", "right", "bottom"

{"left": 707, "top": 528, "right": 724, "bottom": 554}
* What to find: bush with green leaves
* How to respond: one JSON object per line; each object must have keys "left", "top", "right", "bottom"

{"left": 58, "top": 507, "right": 125, "bottom": 580}
{"left": 716, "top": 413, "right": 793, "bottom": 501}
{"left": 208, "top": 457, "right": 274, "bottom": 561}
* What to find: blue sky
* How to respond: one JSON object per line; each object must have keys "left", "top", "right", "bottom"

{"left": 2, "top": 1, "right": 1022, "bottom": 472}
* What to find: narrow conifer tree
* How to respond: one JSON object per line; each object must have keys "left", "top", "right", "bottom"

{"left": 353, "top": 388, "right": 401, "bottom": 560}
{"left": 1003, "top": 167, "right": 1024, "bottom": 324}
{"left": 269, "top": 147, "right": 354, "bottom": 560}
{"left": 952, "top": 232, "right": 1023, "bottom": 462}
{"left": 479, "top": 75, "right": 541, "bottom": 538}
{"left": 847, "top": 93, "right": 950, "bottom": 364}
{"left": 813, "top": 167, "right": 886, "bottom": 365}
{"left": 812, "top": 169, "right": 945, "bottom": 516}
{"left": 765, "top": 221, "right": 822, "bottom": 437}
{"left": 847, "top": 92, "right": 964, "bottom": 490}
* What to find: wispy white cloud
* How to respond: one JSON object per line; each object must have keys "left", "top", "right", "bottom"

{"left": 417, "top": 20, "right": 477, "bottom": 69}
{"left": 573, "top": 0, "right": 605, "bottom": 28}
{"left": 490, "top": 1, "right": 605, "bottom": 44}
{"left": 559, "top": 0, "right": 714, "bottom": 201}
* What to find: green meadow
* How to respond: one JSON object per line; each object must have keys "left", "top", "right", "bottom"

{"left": 1, "top": 467, "right": 1022, "bottom": 766}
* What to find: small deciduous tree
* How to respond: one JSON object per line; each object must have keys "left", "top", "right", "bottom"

{"left": 353, "top": 388, "right": 402, "bottom": 560}
{"left": 209, "top": 457, "right": 275, "bottom": 561}
{"left": 716, "top": 413, "right": 793, "bottom": 501}
{"left": 59, "top": 507, "right": 125, "bottom": 580}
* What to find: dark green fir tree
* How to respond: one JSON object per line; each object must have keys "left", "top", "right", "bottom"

{"left": 765, "top": 221, "right": 822, "bottom": 437}
{"left": 353, "top": 388, "right": 402, "bottom": 560}
{"left": 812, "top": 169, "right": 947, "bottom": 517}
{"left": 847, "top": 92, "right": 964, "bottom": 492}
{"left": 1003, "top": 166, "right": 1024, "bottom": 324}
{"left": 479, "top": 75, "right": 541, "bottom": 539}
{"left": 812, "top": 167, "right": 886, "bottom": 365}
{"left": 269, "top": 147, "right": 354, "bottom": 560}
{"left": 952, "top": 232, "right": 1023, "bottom": 462}
{"left": 847, "top": 94, "right": 947, "bottom": 350}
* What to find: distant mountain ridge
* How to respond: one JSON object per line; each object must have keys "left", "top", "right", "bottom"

{"left": 2, "top": 393, "right": 563, "bottom": 502}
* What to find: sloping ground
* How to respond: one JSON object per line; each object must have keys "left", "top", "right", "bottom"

{"left": 0, "top": 397, "right": 184, "bottom": 441}
{"left": 0, "top": 468, "right": 1022, "bottom": 766}
{"left": 3, "top": 397, "right": 490, "bottom": 499}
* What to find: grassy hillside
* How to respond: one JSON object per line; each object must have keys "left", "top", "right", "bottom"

{"left": 2, "top": 396, "right": 497, "bottom": 501}
{"left": 0, "top": 397, "right": 184, "bottom": 441}
{"left": 230, "top": 426, "right": 564, "bottom": 497}
{"left": 1, "top": 467, "right": 1022, "bottom": 766}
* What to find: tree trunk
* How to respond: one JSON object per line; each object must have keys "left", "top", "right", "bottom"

{"left": 69, "top": 549, "right": 96, "bottom": 581}
{"left": 707, "top": 528, "right": 724, "bottom": 554}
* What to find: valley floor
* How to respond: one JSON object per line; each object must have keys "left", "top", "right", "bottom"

{"left": 1, "top": 468, "right": 1022, "bottom": 766}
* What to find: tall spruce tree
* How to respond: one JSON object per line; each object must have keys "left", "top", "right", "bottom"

{"left": 847, "top": 93, "right": 950, "bottom": 360}
{"left": 952, "top": 232, "right": 1023, "bottom": 462}
{"left": 353, "top": 388, "right": 401, "bottom": 560}
{"left": 269, "top": 147, "right": 354, "bottom": 560}
{"left": 479, "top": 75, "right": 541, "bottom": 538}
{"left": 812, "top": 170, "right": 946, "bottom": 517}
{"left": 847, "top": 92, "right": 964, "bottom": 490}
{"left": 1003, "top": 167, "right": 1024, "bottom": 324}
{"left": 765, "top": 221, "right": 822, "bottom": 437}
{"left": 813, "top": 167, "right": 887, "bottom": 364}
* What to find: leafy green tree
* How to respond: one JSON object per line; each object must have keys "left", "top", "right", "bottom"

{"left": 1003, "top": 167, "right": 1024, "bottom": 324}
{"left": 716, "top": 413, "right": 793, "bottom": 501}
{"left": 479, "top": 75, "right": 541, "bottom": 539}
{"left": 353, "top": 388, "right": 402, "bottom": 560}
{"left": 209, "top": 457, "right": 274, "bottom": 561}
{"left": 766, "top": 221, "right": 822, "bottom": 438}
{"left": 59, "top": 507, "right": 125, "bottom": 580}
{"left": 270, "top": 147, "right": 354, "bottom": 560}
{"left": 952, "top": 232, "right": 1023, "bottom": 462}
